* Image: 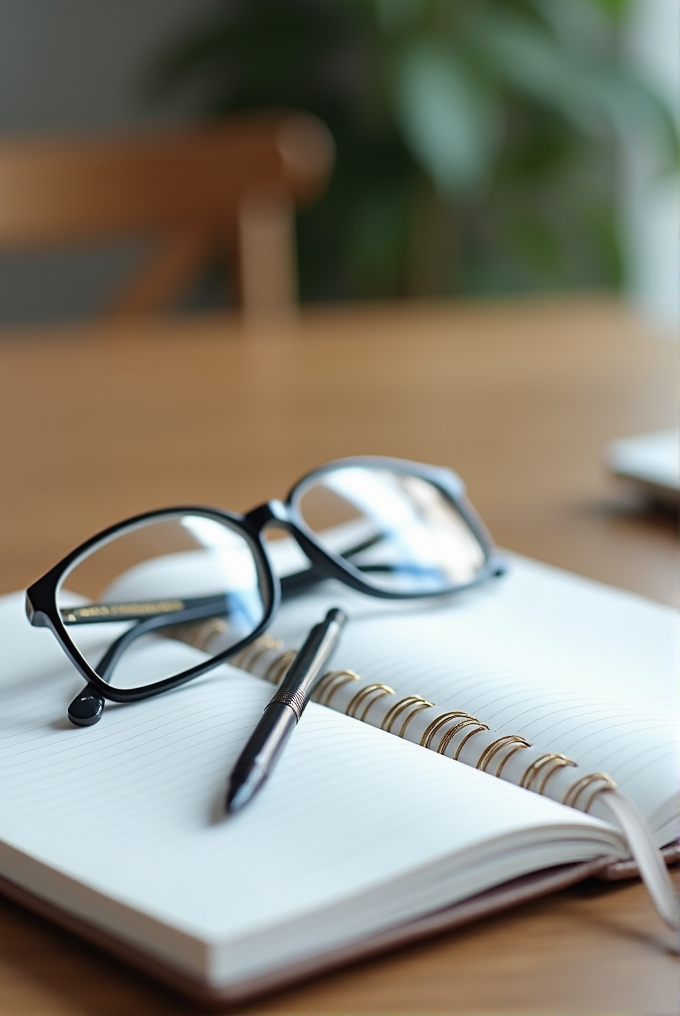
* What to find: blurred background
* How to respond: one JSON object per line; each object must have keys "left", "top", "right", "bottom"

{"left": 0, "top": 0, "right": 676, "bottom": 329}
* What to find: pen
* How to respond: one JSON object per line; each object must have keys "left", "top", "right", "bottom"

{"left": 226, "top": 607, "right": 347, "bottom": 813}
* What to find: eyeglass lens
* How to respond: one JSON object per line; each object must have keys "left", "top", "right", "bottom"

{"left": 56, "top": 513, "right": 268, "bottom": 691}
{"left": 294, "top": 465, "right": 486, "bottom": 594}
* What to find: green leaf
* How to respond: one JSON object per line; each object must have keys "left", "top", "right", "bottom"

{"left": 474, "top": 8, "right": 678, "bottom": 167}
{"left": 389, "top": 39, "right": 500, "bottom": 196}
{"left": 473, "top": 14, "right": 596, "bottom": 119}
{"left": 587, "top": 0, "right": 633, "bottom": 24}
{"left": 586, "top": 67, "right": 679, "bottom": 171}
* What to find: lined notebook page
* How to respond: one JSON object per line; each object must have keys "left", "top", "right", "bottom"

{"left": 270, "top": 554, "right": 679, "bottom": 839}
{"left": 0, "top": 591, "right": 624, "bottom": 985}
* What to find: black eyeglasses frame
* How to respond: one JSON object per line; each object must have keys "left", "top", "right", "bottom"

{"left": 25, "top": 455, "right": 504, "bottom": 706}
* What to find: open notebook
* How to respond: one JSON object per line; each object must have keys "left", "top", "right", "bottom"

{"left": 0, "top": 554, "right": 678, "bottom": 1002}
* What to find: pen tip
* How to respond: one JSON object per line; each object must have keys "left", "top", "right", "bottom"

{"left": 226, "top": 762, "right": 268, "bottom": 814}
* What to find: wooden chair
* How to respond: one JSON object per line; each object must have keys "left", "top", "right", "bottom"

{"left": 0, "top": 112, "right": 334, "bottom": 320}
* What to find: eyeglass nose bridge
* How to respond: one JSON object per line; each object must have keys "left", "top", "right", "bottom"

{"left": 244, "top": 498, "right": 296, "bottom": 533}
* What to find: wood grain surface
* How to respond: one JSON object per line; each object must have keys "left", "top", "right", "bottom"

{"left": 0, "top": 296, "right": 677, "bottom": 1014}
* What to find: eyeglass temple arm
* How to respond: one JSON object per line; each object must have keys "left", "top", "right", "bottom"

{"left": 67, "top": 556, "right": 504, "bottom": 723}
{"left": 66, "top": 561, "right": 347, "bottom": 718}
{"left": 67, "top": 597, "right": 234, "bottom": 723}
{"left": 58, "top": 535, "right": 381, "bottom": 626}
{"left": 67, "top": 539, "right": 383, "bottom": 686}
{"left": 61, "top": 593, "right": 225, "bottom": 626}
{"left": 62, "top": 528, "right": 504, "bottom": 638}
{"left": 60, "top": 564, "right": 446, "bottom": 629}
{"left": 92, "top": 597, "right": 227, "bottom": 682}
{"left": 59, "top": 532, "right": 447, "bottom": 627}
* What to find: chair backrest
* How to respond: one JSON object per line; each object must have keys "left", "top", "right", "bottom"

{"left": 0, "top": 112, "right": 334, "bottom": 319}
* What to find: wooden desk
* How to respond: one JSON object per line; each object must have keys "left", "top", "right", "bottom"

{"left": 0, "top": 296, "right": 677, "bottom": 1014}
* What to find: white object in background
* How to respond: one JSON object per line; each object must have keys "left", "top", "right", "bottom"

{"left": 606, "top": 429, "right": 679, "bottom": 505}
{"left": 620, "top": 0, "right": 680, "bottom": 335}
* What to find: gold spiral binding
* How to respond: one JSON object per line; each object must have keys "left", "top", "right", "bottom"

{"left": 233, "top": 635, "right": 283, "bottom": 671}
{"left": 315, "top": 669, "right": 361, "bottom": 706}
{"left": 582, "top": 776, "right": 618, "bottom": 813}
{"left": 358, "top": 687, "right": 395, "bottom": 722}
{"left": 196, "top": 618, "right": 230, "bottom": 651}
{"left": 263, "top": 649, "right": 297, "bottom": 686}
{"left": 519, "top": 753, "right": 562, "bottom": 790}
{"left": 312, "top": 669, "right": 342, "bottom": 703}
{"left": 420, "top": 712, "right": 474, "bottom": 750}
{"left": 398, "top": 700, "right": 435, "bottom": 738}
{"left": 494, "top": 742, "right": 531, "bottom": 779}
{"left": 311, "top": 670, "right": 339, "bottom": 703}
{"left": 167, "top": 617, "right": 230, "bottom": 652}
{"left": 476, "top": 735, "right": 531, "bottom": 774}
{"left": 519, "top": 753, "right": 576, "bottom": 793}
{"left": 437, "top": 718, "right": 487, "bottom": 756}
{"left": 346, "top": 683, "right": 395, "bottom": 720}
{"left": 381, "top": 696, "right": 433, "bottom": 734}
{"left": 563, "top": 772, "right": 617, "bottom": 811}
{"left": 233, "top": 635, "right": 275, "bottom": 669}
{"left": 452, "top": 724, "right": 489, "bottom": 760}
{"left": 536, "top": 756, "right": 576, "bottom": 795}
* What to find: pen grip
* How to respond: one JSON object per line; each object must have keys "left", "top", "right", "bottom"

{"left": 269, "top": 609, "right": 346, "bottom": 719}
{"left": 269, "top": 685, "right": 309, "bottom": 719}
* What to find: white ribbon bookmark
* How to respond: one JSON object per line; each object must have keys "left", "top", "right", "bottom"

{"left": 597, "top": 789, "right": 679, "bottom": 932}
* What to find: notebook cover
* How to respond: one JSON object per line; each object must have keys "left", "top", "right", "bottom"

{"left": 0, "top": 856, "right": 632, "bottom": 1005}
{"left": 599, "top": 839, "right": 680, "bottom": 880}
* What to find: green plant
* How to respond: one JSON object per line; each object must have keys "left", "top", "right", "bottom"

{"left": 146, "top": 0, "right": 677, "bottom": 301}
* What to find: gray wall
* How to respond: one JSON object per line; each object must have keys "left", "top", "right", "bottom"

{"left": 0, "top": 0, "right": 217, "bottom": 322}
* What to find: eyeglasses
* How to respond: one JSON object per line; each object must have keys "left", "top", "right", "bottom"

{"left": 26, "top": 456, "right": 504, "bottom": 727}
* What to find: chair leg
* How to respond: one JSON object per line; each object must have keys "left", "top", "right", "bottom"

{"left": 106, "top": 227, "right": 213, "bottom": 317}
{"left": 236, "top": 185, "right": 297, "bottom": 322}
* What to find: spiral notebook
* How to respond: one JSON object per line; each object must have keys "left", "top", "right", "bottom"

{"left": 0, "top": 554, "right": 678, "bottom": 1002}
